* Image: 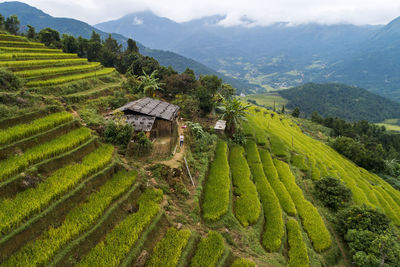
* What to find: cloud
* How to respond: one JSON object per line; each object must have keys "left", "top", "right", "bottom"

{"left": 2, "top": 0, "right": 400, "bottom": 26}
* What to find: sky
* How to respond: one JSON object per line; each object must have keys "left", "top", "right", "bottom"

{"left": 2, "top": 0, "right": 400, "bottom": 26}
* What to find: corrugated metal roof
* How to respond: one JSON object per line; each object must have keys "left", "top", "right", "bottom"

{"left": 118, "top": 97, "right": 179, "bottom": 121}
{"left": 126, "top": 115, "right": 156, "bottom": 132}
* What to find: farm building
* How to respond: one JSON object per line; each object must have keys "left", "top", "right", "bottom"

{"left": 118, "top": 97, "right": 180, "bottom": 139}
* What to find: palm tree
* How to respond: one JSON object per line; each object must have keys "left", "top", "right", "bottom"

{"left": 138, "top": 70, "right": 163, "bottom": 97}
{"left": 219, "top": 96, "right": 250, "bottom": 135}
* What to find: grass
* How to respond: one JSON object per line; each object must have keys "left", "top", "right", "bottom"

{"left": 146, "top": 228, "right": 191, "bottom": 267}
{"left": 0, "top": 47, "right": 62, "bottom": 53}
{"left": 0, "top": 40, "right": 45, "bottom": 48}
{"left": 239, "top": 93, "right": 287, "bottom": 109}
{"left": 2, "top": 170, "right": 137, "bottom": 266}
{"left": 0, "top": 111, "right": 73, "bottom": 145}
{"left": 229, "top": 146, "right": 261, "bottom": 227}
{"left": 26, "top": 68, "right": 116, "bottom": 87}
{"left": 0, "top": 52, "right": 77, "bottom": 60}
{"left": 190, "top": 231, "right": 225, "bottom": 267}
{"left": 274, "top": 159, "right": 331, "bottom": 252}
{"left": 0, "top": 127, "right": 91, "bottom": 182}
{"left": 259, "top": 149, "right": 296, "bottom": 216}
{"left": 202, "top": 141, "right": 230, "bottom": 221}
{"left": 77, "top": 188, "right": 163, "bottom": 267}
{"left": 245, "top": 140, "right": 284, "bottom": 252}
{"left": 0, "top": 58, "right": 88, "bottom": 69}
{"left": 376, "top": 123, "right": 400, "bottom": 132}
{"left": 15, "top": 62, "right": 101, "bottom": 79}
{"left": 287, "top": 218, "right": 309, "bottom": 267}
{"left": 231, "top": 258, "right": 256, "bottom": 267}
{"left": 0, "top": 144, "right": 114, "bottom": 235}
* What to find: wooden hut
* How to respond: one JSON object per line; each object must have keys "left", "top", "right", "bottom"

{"left": 118, "top": 97, "right": 180, "bottom": 139}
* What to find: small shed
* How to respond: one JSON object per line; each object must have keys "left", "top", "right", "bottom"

{"left": 214, "top": 120, "right": 227, "bottom": 132}
{"left": 118, "top": 97, "right": 180, "bottom": 138}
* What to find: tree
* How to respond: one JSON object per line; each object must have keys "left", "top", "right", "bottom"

{"left": 26, "top": 25, "right": 36, "bottom": 39}
{"left": 38, "top": 28, "right": 61, "bottom": 47}
{"left": 87, "top": 31, "right": 102, "bottom": 61}
{"left": 311, "top": 111, "right": 323, "bottom": 123}
{"left": 219, "top": 97, "right": 250, "bottom": 135}
{"left": 219, "top": 83, "right": 236, "bottom": 100}
{"left": 138, "top": 70, "right": 163, "bottom": 97}
{"left": 0, "top": 14, "right": 4, "bottom": 30}
{"left": 126, "top": 38, "right": 139, "bottom": 53}
{"left": 162, "top": 73, "right": 196, "bottom": 99}
{"left": 5, "top": 15, "right": 20, "bottom": 34}
{"left": 61, "top": 34, "right": 78, "bottom": 53}
{"left": 292, "top": 107, "right": 300, "bottom": 117}
{"left": 313, "top": 176, "right": 352, "bottom": 211}
{"left": 281, "top": 105, "right": 285, "bottom": 114}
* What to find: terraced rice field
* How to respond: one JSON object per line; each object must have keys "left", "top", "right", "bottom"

{"left": 0, "top": 34, "right": 117, "bottom": 92}
{"left": 0, "top": 109, "right": 250, "bottom": 267}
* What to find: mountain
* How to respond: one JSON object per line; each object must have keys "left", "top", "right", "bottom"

{"left": 0, "top": 1, "right": 259, "bottom": 93}
{"left": 94, "top": 11, "right": 400, "bottom": 101}
{"left": 278, "top": 83, "right": 400, "bottom": 122}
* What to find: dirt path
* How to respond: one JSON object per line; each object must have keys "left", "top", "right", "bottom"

{"left": 154, "top": 120, "right": 186, "bottom": 169}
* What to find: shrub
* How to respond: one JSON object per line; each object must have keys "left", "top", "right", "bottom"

{"left": 229, "top": 146, "right": 261, "bottom": 227}
{"left": 259, "top": 149, "right": 296, "bottom": 216}
{"left": 190, "top": 231, "right": 225, "bottom": 267}
{"left": 291, "top": 154, "right": 309, "bottom": 171}
{"left": 245, "top": 141, "right": 284, "bottom": 252}
{"left": 314, "top": 176, "right": 352, "bottom": 211}
{"left": 202, "top": 141, "right": 230, "bottom": 221}
{"left": 146, "top": 228, "right": 191, "bottom": 267}
{"left": 104, "top": 119, "right": 133, "bottom": 149}
{"left": 78, "top": 188, "right": 163, "bottom": 267}
{"left": 129, "top": 131, "right": 152, "bottom": 156}
{"left": 287, "top": 218, "right": 309, "bottom": 267}
{"left": 274, "top": 159, "right": 332, "bottom": 252}
{"left": 0, "top": 68, "right": 23, "bottom": 91}
{"left": 4, "top": 170, "right": 137, "bottom": 266}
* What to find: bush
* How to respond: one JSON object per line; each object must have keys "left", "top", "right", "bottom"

{"left": 0, "top": 68, "right": 23, "bottom": 91}
{"left": 274, "top": 159, "right": 332, "bottom": 252}
{"left": 314, "top": 176, "right": 352, "bottom": 211}
{"left": 229, "top": 146, "right": 261, "bottom": 227}
{"left": 129, "top": 131, "right": 152, "bottom": 156}
{"left": 202, "top": 141, "right": 230, "bottom": 221}
{"left": 245, "top": 141, "right": 284, "bottom": 252}
{"left": 146, "top": 228, "right": 191, "bottom": 267}
{"left": 259, "top": 149, "right": 296, "bottom": 216}
{"left": 337, "top": 205, "right": 400, "bottom": 266}
{"left": 291, "top": 154, "right": 309, "bottom": 171}
{"left": 187, "top": 121, "right": 216, "bottom": 153}
{"left": 104, "top": 120, "right": 133, "bottom": 149}
{"left": 190, "top": 231, "right": 224, "bottom": 267}
{"left": 287, "top": 218, "right": 309, "bottom": 267}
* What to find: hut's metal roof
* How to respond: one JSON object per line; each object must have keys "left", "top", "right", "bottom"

{"left": 126, "top": 115, "right": 156, "bottom": 132}
{"left": 118, "top": 97, "right": 180, "bottom": 121}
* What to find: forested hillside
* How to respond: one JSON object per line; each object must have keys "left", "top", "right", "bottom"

{"left": 278, "top": 83, "right": 400, "bottom": 122}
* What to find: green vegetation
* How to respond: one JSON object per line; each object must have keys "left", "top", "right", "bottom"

{"left": 259, "top": 149, "right": 296, "bottom": 216}
{"left": 15, "top": 62, "right": 101, "bottom": 78}
{"left": 286, "top": 218, "right": 309, "bottom": 267}
{"left": 337, "top": 205, "right": 400, "bottom": 266}
{"left": 245, "top": 141, "right": 284, "bottom": 252}
{"left": 202, "top": 141, "right": 230, "bottom": 221}
{"left": 240, "top": 93, "right": 287, "bottom": 110}
{"left": 274, "top": 159, "right": 331, "bottom": 252}
{"left": 0, "top": 127, "right": 91, "bottom": 182}
{"left": 146, "top": 228, "right": 191, "bottom": 267}
{"left": 78, "top": 188, "right": 163, "bottom": 267}
{"left": 314, "top": 176, "right": 352, "bottom": 211}
{"left": 279, "top": 83, "right": 400, "bottom": 122}
{"left": 0, "top": 111, "right": 72, "bottom": 145}
{"left": 0, "top": 144, "right": 113, "bottom": 234}
{"left": 0, "top": 58, "right": 88, "bottom": 69}
{"left": 3, "top": 170, "right": 137, "bottom": 266}
{"left": 0, "top": 47, "right": 62, "bottom": 53}
{"left": 229, "top": 146, "right": 260, "bottom": 227}
{"left": 0, "top": 52, "right": 77, "bottom": 60}
{"left": 26, "top": 68, "right": 115, "bottom": 87}
{"left": 290, "top": 154, "right": 308, "bottom": 171}
{"left": 0, "top": 40, "right": 44, "bottom": 47}
{"left": 190, "top": 231, "right": 225, "bottom": 267}
{"left": 231, "top": 258, "right": 256, "bottom": 267}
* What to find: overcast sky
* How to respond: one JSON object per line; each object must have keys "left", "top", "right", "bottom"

{"left": 2, "top": 0, "right": 400, "bottom": 26}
